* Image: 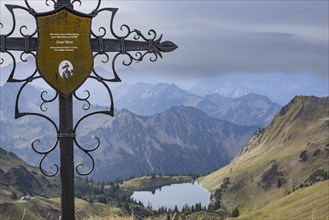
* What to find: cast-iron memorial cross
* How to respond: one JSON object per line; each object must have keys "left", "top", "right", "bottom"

{"left": 0, "top": 0, "right": 177, "bottom": 219}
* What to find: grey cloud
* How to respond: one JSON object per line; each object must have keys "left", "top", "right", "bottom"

{"left": 1, "top": 0, "right": 328, "bottom": 81}
{"left": 132, "top": 24, "right": 327, "bottom": 80}
{"left": 117, "top": 1, "right": 328, "bottom": 79}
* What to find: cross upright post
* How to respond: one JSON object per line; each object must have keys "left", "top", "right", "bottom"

{"left": 0, "top": 0, "right": 177, "bottom": 219}
{"left": 59, "top": 95, "right": 75, "bottom": 220}
{"left": 55, "top": 0, "right": 73, "bottom": 9}
{"left": 54, "top": 1, "right": 75, "bottom": 218}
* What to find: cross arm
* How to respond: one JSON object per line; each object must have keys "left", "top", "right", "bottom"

{"left": 0, "top": 36, "right": 177, "bottom": 54}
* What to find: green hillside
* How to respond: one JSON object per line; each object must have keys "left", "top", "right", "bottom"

{"left": 0, "top": 197, "right": 126, "bottom": 220}
{"left": 0, "top": 147, "right": 194, "bottom": 219}
{"left": 0, "top": 147, "right": 61, "bottom": 199}
{"left": 227, "top": 180, "right": 329, "bottom": 220}
{"left": 200, "top": 96, "right": 329, "bottom": 219}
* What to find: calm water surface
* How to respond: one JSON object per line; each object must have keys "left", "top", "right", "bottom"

{"left": 130, "top": 182, "right": 210, "bottom": 211}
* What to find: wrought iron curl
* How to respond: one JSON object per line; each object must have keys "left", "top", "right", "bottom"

{"left": 45, "top": 0, "right": 56, "bottom": 7}
{"left": 90, "top": 8, "right": 116, "bottom": 38}
{"left": 121, "top": 52, "right": 143, "bottom": 66}
{"left": 111, "top": 53, "right": 125, "bottom": 80}
{"left": 24, "top": 0, "right": 35, "bottom": 14}
{"left": 74, "top": 136, "right": 100, "bottom": 176}
{"left": 148, "top": 29, "right": 157, "bottom": 41}
{"left": 73, "top": 76, "right": 114, "bottom": 126}
{"left": 92, "top": 52, "right": 121, "bottom": 82}
{"left": 25, "top": 0, "right": 61, "bottom": 13}
{"left": 89, "top": 6, "right": 177, "bottom": 86}
{"left": 72, "top": 76, "right": 114, "bottom": 176}
{"left": 19, "top": 25, "right": 37, "bottom": 37}
{"left": 99, "top": 52, "right": 109, "bottom": 63}
{"left": 1, "top": 51, "right": 16, "bottom": 78}
{"left": 40, "top": 91, "right": 59, "bottom": 112}
{"left": 15, "top": 76, "right": 59, "bottom": 130}
{"left": 90, "top": 8, "right": 119, "bottom": 38}
{"left": 91, "top": 0, "right": 102, "bottom": 15}
{"left": 12, "top": 76, "right": 60, "bottom": 176}
{"left": 19, "top": 51, "right": 29, "bottom": 62}
{"left": 134, "top": 29, "right": 157, "bottom": 42}
{"left": 0, "top": 49, "right": 11, "bottom": 66}
{"left": 1, "top": 0, "right": 178, "bottom": 181}
{"left": 73, "top": 90, "right": 91, "bottom": 111}
{"left": 95, "top": 27, "right": 106, "bottom": 38}
{"left": 119, "top": 24, "right": 132, "bottom": 39}
{"left": 0, "top": 7, "right": 14, "bottom": 67}
{"left": 7, "top": 52, "right": 38, "bottom": 82}
{"left": 6, "top": 4, "right": 38, "bottom": 35}
{"left": 3, "top": 5, "right": 18, "bottom": 37}
{"left": 91, "top": 9, "right": 112, "bottom": 38}
{"left": 141, "top": 51, "right": 160, "bottom": 63}
{"left": 72, "top": 0, "right": 82, "bottom": 7}
{"left": 32, "top": 138, "right": 59, "bottom": 177}
{"left": 109, "top": 50, "right": 157, "bottom": 78}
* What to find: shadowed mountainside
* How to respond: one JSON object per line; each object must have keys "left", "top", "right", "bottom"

{"left": 82, "top": 106, "right": 257, "bottom": 181}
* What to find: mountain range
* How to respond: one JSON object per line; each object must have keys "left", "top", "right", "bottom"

{"left": 189, "top": 72, "right": 328, "bottom": 105}
{"left": 111, "top": 82, "right": 280, "bottom": 127}
{"left": 5, "top": 60, "right": 326, "bottom": 128}
{"left": 0, "top": 83, "right": 257, "bottom": 181}
{"left": 200, "top": 96, "right": 329, "bottom": 219}
{"left": 82, "top": 106, "right": 257, "bottom": 181}
{"left": 89, "top": 65, "right": 328, "bottom": 107}
{"left": 1, "top": 94, "right": 327, "bottom": 219}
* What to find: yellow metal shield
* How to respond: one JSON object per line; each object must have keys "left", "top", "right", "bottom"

{"left": 36, "top": 8, "right": 93, "bottom": 97}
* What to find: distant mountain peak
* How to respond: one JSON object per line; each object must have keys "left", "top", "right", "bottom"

{"left": 189, "top": 73, "right": 328, "bottom": 105}
{"left": 241, "top": 95, "right": 328, "bottom": 156}
{"left": 278, "top": 95, "right": 329, "bottom": 120}
{"left": 110, "top": 82, "right": 280, "bottom": 126}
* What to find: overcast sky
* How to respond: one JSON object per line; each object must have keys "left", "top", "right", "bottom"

{"left": 0, "top": 0, "right": 328, "bottom": 86}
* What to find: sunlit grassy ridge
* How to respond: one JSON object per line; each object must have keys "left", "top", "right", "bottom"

{"left": 228, "top": 180, "right": 329, "bottom": 220}
{"left": 200, "top": 96, "right": 329, "bottom": 218}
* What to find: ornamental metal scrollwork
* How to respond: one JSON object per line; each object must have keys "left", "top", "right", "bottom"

{"left": 0, "top": 0, "right": 177, "bottom": 177}
{"left": 15, "top": 76, "right": 60, "bottom": 177}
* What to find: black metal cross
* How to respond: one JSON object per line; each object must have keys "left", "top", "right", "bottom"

{"left": 0, "top": 0, "right": 177, "bottom": 219}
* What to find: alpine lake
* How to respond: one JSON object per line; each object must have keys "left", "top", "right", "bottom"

{"left": 130, "top": 182, "right": 211, "bottom": 211}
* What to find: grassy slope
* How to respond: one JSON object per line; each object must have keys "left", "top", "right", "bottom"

{"left": 228, "top": 180, "right": 329, "bottom": 220}
{"left": 0, "top": 175, "right": 192, "bottom": 219}
{"left": 1, "top": 146, "right": 194, "bottom": 219}
{"left": 0, "top": 147, "right": 61, "bottom": 198}
{"left": 0, "top": 197, "right": 124, "bottom": 220}
{"left": 200, "top": 96, "right": 329, "bottom": 217}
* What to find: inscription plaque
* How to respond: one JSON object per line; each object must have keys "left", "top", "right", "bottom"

{"left": 36, "top": 8, "right": 93, "bottom": 97}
